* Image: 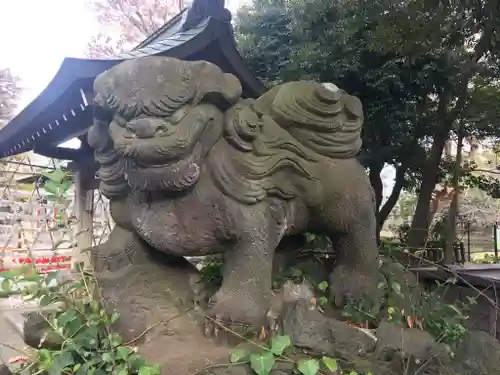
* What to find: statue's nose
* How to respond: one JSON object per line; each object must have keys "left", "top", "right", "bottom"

{"left": 126, "top": 119, "right": 162, "bottom": 138}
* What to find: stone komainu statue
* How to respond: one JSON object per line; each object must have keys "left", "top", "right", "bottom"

{"left": 87, "top": 56, "right": 378, "bottom": 333}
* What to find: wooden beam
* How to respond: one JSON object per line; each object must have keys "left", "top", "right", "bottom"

{"left": 33, "top": 145, "right": 90, "bottom": 161}
{"left": 71, "top": 149, "right": 97, "bottom": 270}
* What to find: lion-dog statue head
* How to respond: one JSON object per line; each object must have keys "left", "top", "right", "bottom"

{"left": 88, "top": 57, "right": 363, "bottom": 205}
{"left": 88, "top": 57, "right": 242, "bottom": 197}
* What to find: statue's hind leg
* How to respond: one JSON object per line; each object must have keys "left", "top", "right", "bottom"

{"left": 327, "top": 202, "right": 380, "bottom": 308}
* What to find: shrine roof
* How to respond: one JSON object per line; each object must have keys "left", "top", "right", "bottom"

{"left": 0, "top": 0, "right": 264, "bottom": 160}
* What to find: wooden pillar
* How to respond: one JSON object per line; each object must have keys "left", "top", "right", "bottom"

{"left": 72, "top": 168, "right": 94, "bottom": 270}
{"left": 71, "top": 139, "right": 96, "bottom": 271}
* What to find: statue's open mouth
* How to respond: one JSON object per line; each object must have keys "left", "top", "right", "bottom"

{"left": 131, "top": 155, "right": 183, "bottom": 169}
{"left": 127, "top": 157, "right": 191, "bottom": 172}
{"left": 124, "top": 141, "right": 204, "bottom": 192}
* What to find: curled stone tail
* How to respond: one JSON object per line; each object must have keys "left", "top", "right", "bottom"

{"left": 255, "top": 81, "right": 363, "bottom": 159}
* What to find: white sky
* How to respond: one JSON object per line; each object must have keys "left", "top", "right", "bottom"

{"left": 0, "top": 0, "right": 95, "bottom": 108}
{"left": 0, "top": 0, "right": 248, "bottom": 109}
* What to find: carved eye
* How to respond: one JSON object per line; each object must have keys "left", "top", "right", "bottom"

{"left": 170, "top": 106, "right": 188, "bottom": 125}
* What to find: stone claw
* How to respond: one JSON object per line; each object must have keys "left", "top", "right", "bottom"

{"left": 203, "top": 314, "right": 257, "bottom": 345}
{"left": 266, "top": 312, "right": 280, "bottom": 334}
{"left": 329, "top": 265, "right": 378, "bottom": 308}
{"left": 203, "top": 295, "right": 270, "bottom": 345}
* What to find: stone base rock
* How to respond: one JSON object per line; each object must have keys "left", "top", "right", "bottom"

{"left": 93, "top": 245, "right": 234, "bottom": 374}
{"left": 201, "top": 298, "right": 500, "bottom": 375}
{"left": 13, "top": 248, "right": 500, "bottom": 375}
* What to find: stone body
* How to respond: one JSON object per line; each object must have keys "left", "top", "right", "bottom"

{"left": 87, "top": 56, "right": 379, "bottom": 332}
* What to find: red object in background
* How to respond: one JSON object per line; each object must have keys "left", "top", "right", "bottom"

{"left": 8, "top": 355, "right": 29, "bottom": 365}
{"left": 38, "top": 264, "right": 71, "bottom": 273}
{"left": 13, "top": 255, "right": 71, "bottom": 264}
{"left": 0, "top": 255, "right": 72, "bottom": 273}
{"left": 0, "top": 263, "right": 70, "bottom": 273}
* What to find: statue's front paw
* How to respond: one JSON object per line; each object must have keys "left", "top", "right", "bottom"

{"left": 204, "top": 292, "right": 269, "bottom": 344}
{"left": 329, "top": 265, "right": 379, "bottom": 308}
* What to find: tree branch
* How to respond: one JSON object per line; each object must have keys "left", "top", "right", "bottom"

{"left": 470, "top": 168, "right": 500, "bottom": 175}
{"left": 115, "top": 0, "right": 148, "bottom": 36}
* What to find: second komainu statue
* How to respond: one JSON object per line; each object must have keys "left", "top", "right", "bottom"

{"left": 87, "top": 56, "right": 379, "bottom": 335}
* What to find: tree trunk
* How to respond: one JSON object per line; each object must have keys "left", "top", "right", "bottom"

{"left": 407, "top": 36, "right": 486, "bottom": 251}
{"left": 369, "top": 162, "right": 384, "bottom": 212}
{"left": 467, "top": 136, "right": 480, "bottom": 163}
{"left": 407, "top": 90, "right": 453, "bottom": 250}
{"left": 378, "top": 165, "right": 407, "bottom": 230}
{"left": 444, "top": 123, "right": 464, "bottom": 264}
{"left": 444, "top": 140, "right": 453, "bottom": 158}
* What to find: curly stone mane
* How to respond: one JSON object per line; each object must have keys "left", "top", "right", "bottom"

{"left": 209, "top": 81, "right": 363, "bottom": 204}
{"left": 87, "top": 57, "right": 363, "bottom": 204}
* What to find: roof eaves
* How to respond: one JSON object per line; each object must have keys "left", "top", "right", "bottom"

{"left": 132, "top": 8, "right": 189, "bottom": 50}
{"left": 116, "top": 17, "right": 212, "bottom": 60}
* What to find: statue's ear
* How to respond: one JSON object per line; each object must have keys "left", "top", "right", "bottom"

{"left": 194, "top": 64, "right": 242, "bottom": 110}
{"left": 89, "top": 93, "right": 114, "bottom": 151}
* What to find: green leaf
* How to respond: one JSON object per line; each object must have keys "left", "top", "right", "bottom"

{"left": 109, "top": 332, "right": 123, "bottom": 347}
{"left": 291, "top": 268, "right": 303, "bottom": 279}
{"left": 138, "top": 364, "right": 161, "bottom": 375}
{"left": 91, "top": 300, "right": 100, "bottom": 313}
{"left": 58, "top": 310, "right": 84, "bottom": 337}
{"left": 319, "top": 296, "right": 328, "bottom": 306}
{"left": 297, "top": 359, "right": 320, "bottom": 375}
{"left": 377, "top": 281, "right": 387, "bottom": 290}
{"left": 391, "top": 282, "right": 402, "bottom": 295}
{"left": 466, "top": 296, "right": 477, "bottom": 305}
{"left": 230, "top": 347, "right": 249, "bottom": 363}
{"left": 348, "top": 372, "right": 359, "bottom": 375}
{"left": 127, "top": 354, "right": 147, "bottom": 371}
{"left": 73, "top": 326, "right": 99, "bottom": 349}
{"left": 49, "top": 351, "right": 74, "bottom": 375}
{"left": 43, "top": 271, "right": 58, "bottom": 287}
{"left": 321, "top": 357, "right": 338, "bottom": 372}
{"left": 304, "top": 232, "right": 316, "bottom": 243}
{"left": 446, "top": 304, "right": 463, "bottom": 316}
{"left": 249, "top": 352, "right": 276, "bottom": 375}
{"left": 1, "top": 279, "right": 11, "bottom": 293}
{"left": 115, "top": 367, "right": 128, "bottom": 375}
{"left": 116, "top": 346, "right": 133, "bottom": 360}
{"left": 42, "top": 168, "right": 68, "bottom": 184}
{"left": 42, "top": 180, "right": 61, "bottom": 196}
{"left": 37, "top": 348, "right": 53, "bottom": 371}
{"left": 60, "top": 179, "right": 73, "bottom": 193}
{"left": 110, "top": 311, "right": 121, "bottom": 324}
{"left": 57, "top": 310, "right": 77, "bottom": 328}
{"left": 75, "top": 362, "right": 93, "bottom": 375}
{"left": 318, "top": 281, "right": 329, "bottom": 292}
{"left": 270, "top": 335, "right": 291, "bottom": 356}
{"left": 39, "top": 294, "right": 54, "bottom": 307}
{"left": 102, "top": 351, "right": 115, "bottom": 363}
